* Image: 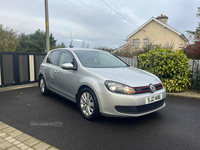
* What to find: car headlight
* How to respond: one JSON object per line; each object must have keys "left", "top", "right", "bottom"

{"left": 104, "top": 81, "right": 135, "bottom": 95}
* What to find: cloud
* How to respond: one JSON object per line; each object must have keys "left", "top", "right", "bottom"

{"left": 0, "top": 0, "right": 199, "bottom": 48}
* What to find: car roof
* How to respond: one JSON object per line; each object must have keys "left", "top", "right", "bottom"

{"left": 51, "top": 48, "right": 104, "bottom": 53}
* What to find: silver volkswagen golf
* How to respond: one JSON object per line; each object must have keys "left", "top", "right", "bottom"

{"left": 39, "top": 48, "right": 166, "bottom": 120}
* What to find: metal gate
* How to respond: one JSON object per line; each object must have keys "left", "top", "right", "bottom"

{"left": 0, "top": 52, "right": 46, "bottom": 87}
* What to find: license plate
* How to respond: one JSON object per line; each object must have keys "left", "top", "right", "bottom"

{"left": 145, "top": 94, "right": 162, "bottom": 104}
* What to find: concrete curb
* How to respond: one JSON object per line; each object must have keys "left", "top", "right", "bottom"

{"left": 167, "top": 92, "right": 200, "bottom": 99}
{"left": 0, "top": 83, "right": 38, "bottom": 93}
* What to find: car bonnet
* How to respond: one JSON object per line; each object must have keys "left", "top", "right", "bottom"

{"left": 86, "top": 67, "right": 160, "bottom": 87}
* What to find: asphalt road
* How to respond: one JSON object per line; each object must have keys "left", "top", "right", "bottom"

{"left": 0, "top": 86, "right": 200, "bottom": 150}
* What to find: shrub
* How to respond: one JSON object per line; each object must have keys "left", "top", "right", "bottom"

{"left": 182, "top": 37, "right": 200, "bottom": 59}
{"left": 138, "top": 48, "right": 191, "bottom": 92}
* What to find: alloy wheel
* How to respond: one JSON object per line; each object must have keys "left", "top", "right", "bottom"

{"left": 40, "top": 79, "right": 45, "bottom": 93}
{"left": 80, "top": 92, "right": 94, "bottom": 116}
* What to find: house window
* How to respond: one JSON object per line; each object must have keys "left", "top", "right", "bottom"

{"left": 133, "top": 39, "right": 139, "bottom": 48}
{"left": 143, "top": 39, "right": 148, "bottom": 47}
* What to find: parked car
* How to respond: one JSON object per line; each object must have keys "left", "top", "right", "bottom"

{"left": 38, "top": 48, "right": 166, "bottom": 120}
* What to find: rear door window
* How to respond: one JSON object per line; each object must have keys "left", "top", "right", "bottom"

{"left": 47, "top": 51, "right": 61, "bottom": 65}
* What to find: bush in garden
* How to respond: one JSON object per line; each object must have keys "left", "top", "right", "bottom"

{"left": 138, "top": 47, "right": 191, "bottom": 92}
{"left": 182, "top": 37, "right": 200, "bottom": 59}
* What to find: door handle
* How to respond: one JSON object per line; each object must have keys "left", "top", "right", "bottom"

{"left": 54, "top": 70, "right": 59, "bottom": 74}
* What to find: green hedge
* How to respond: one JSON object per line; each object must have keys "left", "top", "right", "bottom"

{"left": 138, "top": 48, "right": 191, "bottom": 92}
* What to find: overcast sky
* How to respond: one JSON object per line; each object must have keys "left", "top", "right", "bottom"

{"left": 0, "top": 0, "right": 199, "bottom": 49}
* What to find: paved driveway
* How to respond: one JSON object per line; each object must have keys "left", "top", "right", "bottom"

{"left": 0, "top": 86, "right": 200, "bottom": 150}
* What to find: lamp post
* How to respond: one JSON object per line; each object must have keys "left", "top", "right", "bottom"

{"left": 45, "top": 0, "right": 50, "bottom": 53}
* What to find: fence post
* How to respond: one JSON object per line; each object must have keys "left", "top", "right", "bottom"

{"left": 132, "top": 56, "right": 137, "bottom": 68}
{"left": 34, "top": 55, "right": 37, "bottom": 81}
{"left": 0, "top": 54, "right": 2, "bottom": 86}
{"left": 13, "top": 53, "right": 20, "bottom": 85}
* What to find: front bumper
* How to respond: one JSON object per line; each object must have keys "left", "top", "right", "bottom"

{"left": 97, "top": 88, "right": 166, "bottom": 117}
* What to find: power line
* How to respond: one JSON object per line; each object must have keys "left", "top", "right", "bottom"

{"left": 100, "top": 0, "right": 139, "bottom": 28}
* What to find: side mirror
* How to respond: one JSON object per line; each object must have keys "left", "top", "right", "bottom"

{"left": 61, "top": 63, "right": 76, "bottom": 70}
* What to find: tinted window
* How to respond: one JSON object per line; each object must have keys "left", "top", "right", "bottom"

{"left": 46, "top": 52, "right": 52, "bottom": 63}
{"left": 74, "top": 50, "right": 128, "bottom": 68}
{"left": 59, "top": 52, "right": 73, "bottom": 66}
{"left": 47, "top": 51, "right": 61, "bottom": 65}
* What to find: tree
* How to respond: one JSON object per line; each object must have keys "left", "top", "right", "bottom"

{"left": 68, "top": 32, "right": 74, "bottom": 48}
{"left": 0, "top": 24, "right": 18, "bottom": 52}
{"left": 17, "top": 29, "right": 57, "bottom": 53}
{"left": 86, "top": 43, "right": 90, "bottom": 48}
{"left": 186, "top": 7, "right": 200, "bottom": 39}
{"left": 49, "top": 33, "right": 57, "bottom": 49}
{"left": 60, "top": 41, "right": 66, "bottom": 48}
{"left": 94, "top": 46, "right": 114, "bottom": 53}
{"left": 0, "top": 24, "right": 64, "bottom": 53}
{"left": 81, "top": 40, "right": 86, "bottom": 48}
{"left": 81, "top": 40, "right": 90, "bottom": 48}
{"left": 183, "top": 7, "right": 200, "bottom": 59}
{"left": 182, "top": 37, "right": 200, "bottom": 59}
{"left": 53, "top": 41, "right": 66, "bottom": 49}
{"left": 17, "top": 33, "right": 30, "bottom": 52}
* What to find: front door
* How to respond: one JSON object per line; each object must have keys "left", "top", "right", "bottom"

{"left": 54, "top": 52, "right": 77, "bottom": 100}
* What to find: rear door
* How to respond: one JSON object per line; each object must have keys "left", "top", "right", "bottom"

{"left": 44, "top": 50, "right": 61, "bottom": 89}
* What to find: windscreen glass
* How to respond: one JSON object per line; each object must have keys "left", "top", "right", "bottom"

{"left": 74, "top": 50, "right": 128, "bottom": 68}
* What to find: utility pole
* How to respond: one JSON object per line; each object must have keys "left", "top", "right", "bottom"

{"left": 45, "top": 0, "right": 50, "bottom": 53}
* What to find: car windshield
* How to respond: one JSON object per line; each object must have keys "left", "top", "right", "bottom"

{"left": 74, "top": 50, "right": 128, "bottom": 68}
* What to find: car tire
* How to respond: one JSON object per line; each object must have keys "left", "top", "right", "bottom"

{"left": 78, "top": 88, "right": 100, "bottom": 120}
{"left": 39, "top": 76, "right": 50, "bottom": 96}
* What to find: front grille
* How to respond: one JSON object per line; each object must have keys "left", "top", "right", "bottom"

{"left": 115, "top": 99, "right": 165, "bottom": 114}
{"left": 133, "top": 83, "right": 163, "bottom": 94}
{"left": 155, "top": 83, "right": 163, "bottom": 90}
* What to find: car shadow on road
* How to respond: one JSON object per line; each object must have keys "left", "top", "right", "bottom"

{"left": 49, "top": 92, "right": 164, "bottom": 125}
{"left": 100, "top": 112, "right": 162, "bottom": 123}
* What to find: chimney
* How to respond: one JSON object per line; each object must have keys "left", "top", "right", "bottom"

{"left": 156, "top": 14, "right": 168, "bottom": 25}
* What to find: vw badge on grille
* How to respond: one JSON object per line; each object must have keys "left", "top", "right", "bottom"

{"left": 150, "top": 84, "right": 156, "bottom": 93}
